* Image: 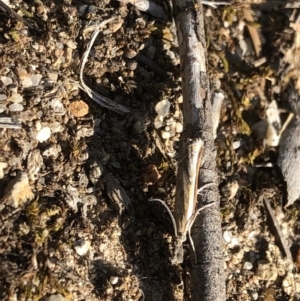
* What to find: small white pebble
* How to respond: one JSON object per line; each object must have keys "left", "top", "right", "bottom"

{"left": 36, "top": 127, "right": 51, "bottom": 142}
{"left": 1, "top": 76, "right": 13, "bottom": 86}
{"left": 251, "top": 291, "right": 259, "bottom": 300}
{"left": 231, "top": 237, "right": 239, "bottom": 246}
{"left": 155, "top": 99, "right": 171, "bottom": 117}
{"left": 47, "top": 294, "right": 66, "bottom": 301}
{"left": 177, "top": 95, "right": 183, "bottom": 103}
{"left": 8, "top": 103, "right": 24, "bottom": 112}
{"left": 110, "top": 276, "right": 119, "bottom": 285}
{"left": 161, "top": 130, "right": 170, "bottom": 139}
{"left": 0, "top": 104, "right": 6, "bottom": 113}
{"left": 30, "top": 74, "right": 42, "bottom": 86}
{"left": 0, "top": 94, "right": 7, "bottom": 100}
{"left": 22, "top": 77, "right": 33, "bottom": 88}
{"left": 154, "top": 119, "right": 163, "bottom": 129}
{"left": 223, "top": 231, "right": 233, "bottom": 243}
{"left": 175, "top": 122, "right": 183, "bottom": 133}
{"left": 0, "top": 162, "right": 8, "bottom": 179}
{"left": 74, "top": 239, "right": 90, "bottom": 256}
{"left": 243, "top": 261, "right": 253, "bottom": 270}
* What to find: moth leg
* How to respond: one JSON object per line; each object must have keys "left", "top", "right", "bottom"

{"left": 197, "top": 182, "right": 217, "bottom": 195}
{"left": 186, "top": 201, "right": 217, "bottom": 263}
{"left": 188, "top": 226, "right": 198, "bottom": 264}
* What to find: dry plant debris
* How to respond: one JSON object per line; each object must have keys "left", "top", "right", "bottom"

{"left": 0, "top": 0, "right": 300, "bottom": 300}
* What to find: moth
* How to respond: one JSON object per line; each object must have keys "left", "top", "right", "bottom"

{"left": 150, "top": 138, "right": 215, "bottom": 264}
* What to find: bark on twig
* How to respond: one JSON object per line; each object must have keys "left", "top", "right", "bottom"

{"left": 172, "top": 0, "right": 225, "bottom": 300}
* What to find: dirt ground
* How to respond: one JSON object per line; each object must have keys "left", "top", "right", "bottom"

{"left": 1, "top": 0, "right": 300, "bottom": 300}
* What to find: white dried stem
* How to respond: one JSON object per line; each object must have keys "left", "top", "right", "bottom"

{"left": 149, "top": 198, "right": 178, "bottom": 237}
{"left": 202, "top": 1, "right": 231, "bottom": 8}
{"left": 80, "top": 17, "right": 131, "bottom": 115}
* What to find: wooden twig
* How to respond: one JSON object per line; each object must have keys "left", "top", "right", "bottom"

{"left": 172, "top": 0, "right": 225, "bottom": 300}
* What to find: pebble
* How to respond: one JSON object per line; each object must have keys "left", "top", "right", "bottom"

{"left": 161, "top": 130, "right": 170, "bottom": 139}
{"left": 110, "top": 276, "right": 119, "bottom": 285}
{"left": 8, "top": 103, "right": 24, "bottom": 112}
{"left": 223, "top": 230, "right": 233, "bottom": 243}
{"left": 66, "top": 40, "right": 77, "bottom": 49}
{"left": 251, "top": 291, "right": 259, "bottom": 300}
{"left": 0, "top": 104, "right": 6, "bottom": 113}
{"left": 74, "top": 239, "right": 90, "bottom": 256}
{"left": 154, "top": 119, "right": 163, "bottom": 129}
{"left": 47, "top": 294, "right": 66, "bottom": 301}
{"left": 0, "top": 162, "right": 8, "bottom": 179}
{"left": 155, "top": 99, "right": 171, "bottom": 117}
{"left": 1, "top": 76, "right": 13, "bottom": 86}
{"left": 231, "top": 237, "right": 239, "bottom": 246}
{"left": 69, "top": 100, "right": 89, "bottom": 117}
{"left": 9, "top": 92, "right": 23, "bottom": 103}
{"left": 133, "top": 120, "right": 143, "bottom": 134}
{"left": 177, "top": 95, "right": 183, "bottom": 103}
{"left": 31, "top": 74, "right": 42, "bottom": 86}
{"left": 51, "top": 98, "right": 66, "bottom": 115}
{"left": 36, "top": 127, "right": 51, "bottom": 142}
{"left": 243, "top": 261, "right": 253, "bottom": 270}
{"left": 175, "top": 122, "right": 183, "bottom": 133}
{"left": 0, "top": 94, "right": 7, "bottom": 100}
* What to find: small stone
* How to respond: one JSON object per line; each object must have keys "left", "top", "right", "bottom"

{"left": 154, "top": 119, "right": 163, "bottom": 129}
{"left": 133, "top": 120, "right": 143, "bottom": 134}
{"left": 175, "top": 122, "right": 183, "bottom": 133}
{"left": 9, "top": 92, "right": 23, "bottom": 103}
{"left": 155, "top": 99, "right": 171, "bottom": 117}
{"left": 30, "top": 74, "right": 42, "bottom": 86}
{"left": 0, "top": 162, "right": 8, "bottom": 179}
{"left": 47, "top": 294, "right": 66, "bottom": 301}
{"left": 0, "top": 104, "right": 6, "bottom": 113}
{"left": 111, "top": 162, "right": 121, "bottom": 169}
{"left": 74, "top": 239, "right": 90, "bottom": 256}
{"left": 47, "top": 72, "right": 58, "bottom": 82}
{"left": 51, "top": 98, "right": 66, "bottom": 115}
{"left": 243, "top": 261, "right": 253, "bottom": 270}
{"left": 110, "top": 276, "right": 119, "bottom": 285}
{"left": 69, "top": 100, "right": 89, "bottom": 117}
{"left": 66, "top": 40, "right": 77, "bottom": 49}
{"left": 22, "top": 77, "right": 33, "bottom": 88}
{"left": 161, "top": 130, "right": 170, "bottom": 139}
{"left": 8, "top": 103, "right": 24, "bottom": 112}
{"left": 1, "top": 76, "right": 13, "bottom": 86}
{"left": 50, "top": 122, "right": 64, "bottom": 133}
{"left": 36, "top": 127, "right": 51, "bottom": 142}
{"left": 251, "top": 291, "right": 258, "bottom": 300}
{"left": 223, "top": 230, "right": 233, "bottom": 243}
{"left": 231, "top": 237, "right": 239, "bottom": 246}
{"left": 0, "top": 94, "right": 7, "bottom": 100}
{"left": 177, "top": 95, "right": 183, "bottom": 103}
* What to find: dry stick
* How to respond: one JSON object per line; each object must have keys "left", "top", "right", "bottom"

{"left": 79, "top": 17, "right": 131, "bottom": 115}
{"left": 172, "top": 0, "right": 225, "bottom": 300}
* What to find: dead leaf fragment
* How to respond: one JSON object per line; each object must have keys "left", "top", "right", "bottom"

{"left": 104, "top": 173, "right": 131, "bottom": 214}
{"left": 242, "top": 8, "right": 263, "bottom": 57}
{"left": 69, "top": 100, "right": 89, "bottom": 117}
